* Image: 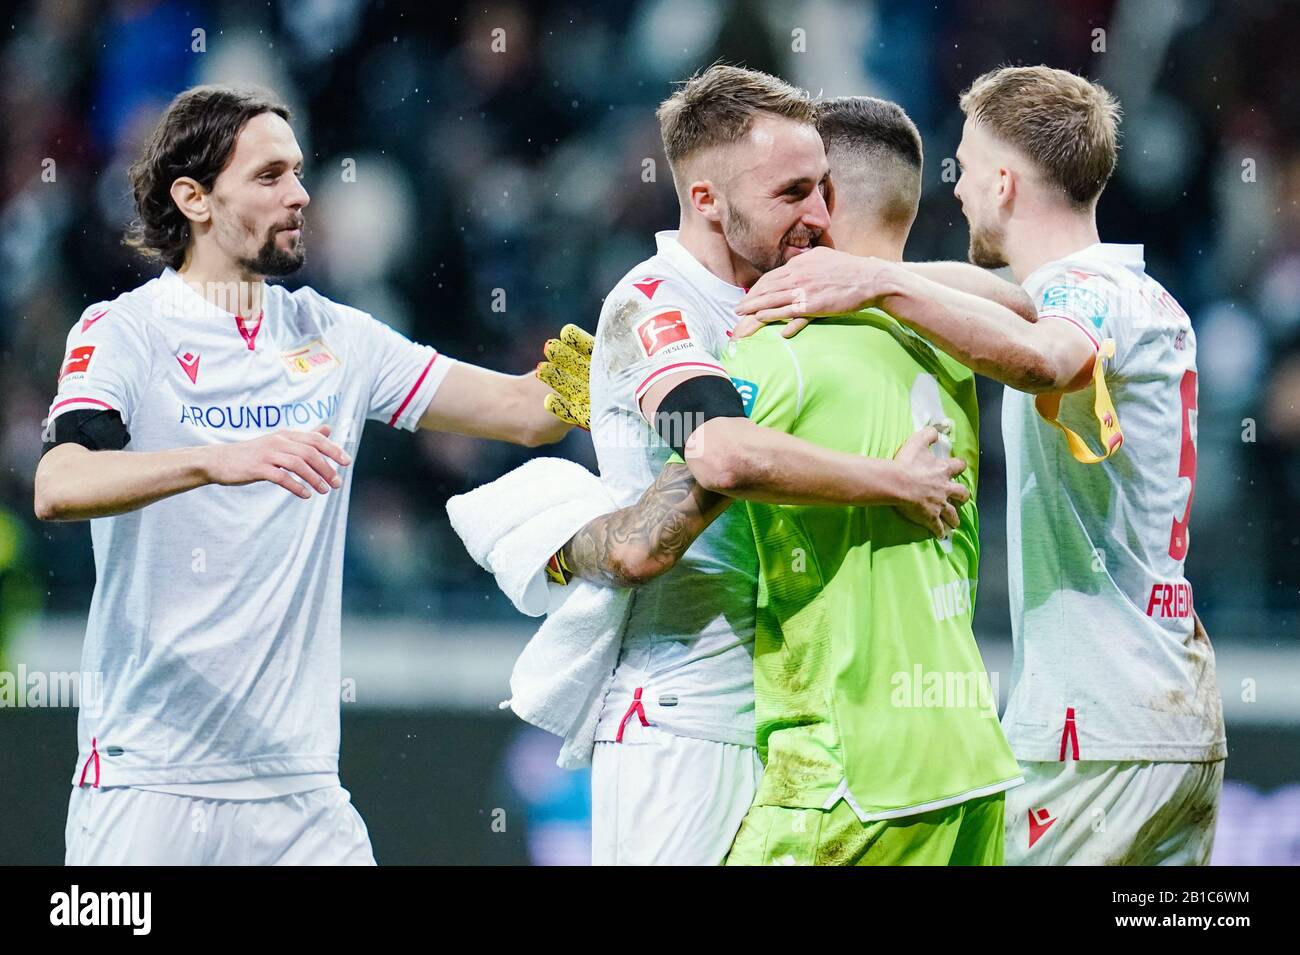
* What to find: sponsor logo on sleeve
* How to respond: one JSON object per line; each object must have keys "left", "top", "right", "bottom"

{"left": 59, "top": 345, "right": 95, "bottom": 382}
{"left": 1040, "top": 283, "right": 1108, "bottom": 330}
{"left": 636, "top": 309, "right": 692, "bottom": 357}
{"left": 730, "top": 376, "right": 758, "bottom": 417}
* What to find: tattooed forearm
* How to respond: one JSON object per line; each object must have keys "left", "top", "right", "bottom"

{"left": 559, "top": 463, "right": 728, "bottom": 587}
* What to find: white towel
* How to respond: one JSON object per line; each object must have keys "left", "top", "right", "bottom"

{"left": 448, "top": 457, "right": 613, "bottom": 570}
{"left": 446, "top": 457, "right": 630, "bottom": 768}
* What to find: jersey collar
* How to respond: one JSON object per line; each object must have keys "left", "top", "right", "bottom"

{"left": 1080, "top": 242, "right": 1145, "bottom": 271}
{"left": 654, "top": 230, "right": 747, "bottom": 306}
{"left": 160, "top": 267, "right": 268, "bottom": 350}
{"left": 1023, "top": 242, "right": 1147, "bottom": 289}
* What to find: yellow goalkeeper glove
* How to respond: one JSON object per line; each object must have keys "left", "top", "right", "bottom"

{"left": 537, "top": 323, "right": 593, "bottom": 431}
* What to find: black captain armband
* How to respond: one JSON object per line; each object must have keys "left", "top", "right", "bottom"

{"left": 41, "top": 409, "right": 130, "bottom": 457}
{"left": 652, "top": 373, "right": 746, "bottom": 460}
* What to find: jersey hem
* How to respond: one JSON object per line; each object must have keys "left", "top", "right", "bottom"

{"left": 592, "top": 719, "right": 755, "bottom": 749}
{"left": 834, "top": 774, "right": 1024, "bottom": 822}
{"left": 1005, "top": 734, "right": 1228, "bottom": 763}
{"left": 753, "top": 773, "right": 1024, "bottom": 820}
{"left": 70, "top": 753, "right": 339, "bottom": 787}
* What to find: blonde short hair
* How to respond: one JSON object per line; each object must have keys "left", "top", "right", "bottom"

{"left": 960, "top": 65, "right": 1121, "bottom": 207}
{"left": 657, "top": 64, "right": 815, "bottom": 175}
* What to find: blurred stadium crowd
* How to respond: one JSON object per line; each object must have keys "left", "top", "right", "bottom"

{"left": 0, "top": 0, "right": 1297, "bottom": 649}
{"left": 1, "top": 0, "right": 1299, "bottom": 867}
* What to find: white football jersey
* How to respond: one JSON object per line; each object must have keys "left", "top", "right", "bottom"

{"left": 47, "top": 267, "right": 455, "bottom": 786}
{"left": 588, "top": 231, "right": 758, "bottom": 747}
{"left": 1001, "top": 243, "right": 1226, "bottom": 762}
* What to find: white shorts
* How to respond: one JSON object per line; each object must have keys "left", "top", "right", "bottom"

{"left": 64, "top": 784, "right": 376, "bottom": 866}
{"left": 1005, "top": 759, "right": 1223, "bottom": 866}
{"left": 591, "top": 721, "right": 762, "bottom": 865}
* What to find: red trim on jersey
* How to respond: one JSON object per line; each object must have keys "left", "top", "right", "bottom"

{"left": 50, "top": 397, "right": 113, "bottom": 415}
{"left": 235, "top": 312, "right": 264, "bottom": 351}
{"left": 388, "top": 353, "right": 439, "bottom": 427}
{"left": 1058, "top": 707, "right": 1080, "bottom": 761}
{"left": 633, "top": 361, "right": 728, "bottom": 402}
{"left": 615, "top": 687, "right": 650, "bottom": 742}
{"left": 79, "top": 736, "right": 101, "bottom": 789}
{"left": 1039, "top": 311, "right": 1101, "bottom": 350}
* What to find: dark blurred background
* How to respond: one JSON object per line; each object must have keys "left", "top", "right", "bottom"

{"left": 1, "top": 0, "right": 1298, "bottom": 864}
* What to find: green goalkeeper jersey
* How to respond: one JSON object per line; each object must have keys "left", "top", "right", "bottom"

{"left": 720, "top": 311, "right": 1022, "bottom": 820}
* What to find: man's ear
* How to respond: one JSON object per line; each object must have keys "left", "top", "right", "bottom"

{"left": 169, "top": 177, "right": 211, "bottom": 224}
{"left": 995, "top": 165, "right": 1017, "bottom": 212}
{"left": 688, "top": 179, "right": 721, "bottom": 223}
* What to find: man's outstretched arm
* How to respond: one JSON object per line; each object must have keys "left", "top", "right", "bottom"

{"left": 639, "top": 370, "right": 966, "bottom": 531}
{"left": 554, "top": 418, "right": 966, "bottom": 589}
{"left": 418, "top": 325, "right": 595, "bottom": 445}
{"left": 734, "top": 247, "right": 1095, "bottom": 394}
{"left": 900, "top": 260, "right": 1036, "bottom": 322}
{"left": 418, "top": 363, "right": 572, "bottom": 447}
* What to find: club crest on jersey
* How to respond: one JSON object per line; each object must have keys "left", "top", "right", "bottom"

{"left": 1041, "top": 284, "right": 1108, "bottom": 330}
{"left": 59, "top": 345, "right": 95, "bottom": 382}
{"left": 281, "top": 339, "right": 341, "bottom": 377}
{"left": 176, "top": 350, "right": 201, "bottom": 384}
{"left": 636, "top": 310, "right": 691, "bottom": 357}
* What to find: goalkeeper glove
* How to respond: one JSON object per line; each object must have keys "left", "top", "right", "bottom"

{"left": 537, "top": 323, "right": 593, "bottom": 431}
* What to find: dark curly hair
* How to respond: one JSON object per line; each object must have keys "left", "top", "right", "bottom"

{"left": 124, "top": 85, "right": 291, "bottom": 270}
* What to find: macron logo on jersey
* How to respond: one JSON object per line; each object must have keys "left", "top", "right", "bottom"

{"left": 1028, "top": 808, "right": 1056, "bottom": 848}
{"left": 176, "top": 351, "right": 201, "bottom": 384}
{"left": 632, "top": 277, "right": 664, "bottom": 300}
{"left": 637, "top": 310, "right": 691, "bottom": 357}
{"left": 81, "top": 308, "right": 108, "bottom": 333}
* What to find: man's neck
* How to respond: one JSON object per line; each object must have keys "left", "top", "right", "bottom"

{"left": 834, "top": 227, "right": 905, "bottom": 263}
{"left": 178, "top": 245, "right": 267, "bottom": 317}
{"left": 676, "top": 215, "right": 760, "bottom": 289}
{"left": 1005, "top": 204, "right": 1101, "bottom": 283}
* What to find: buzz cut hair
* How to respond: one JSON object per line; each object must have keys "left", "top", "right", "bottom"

{"left": 959, "top": 65, "right": 1121, "bottom": 208}
{"left": 815, "top": 96, "right": 923, "bottom": 230}
{"left": 816, "top": 96, "right": 923, "bottom": 171}
{"left": 656, "top": 63, "right": 816, "bottom": 178}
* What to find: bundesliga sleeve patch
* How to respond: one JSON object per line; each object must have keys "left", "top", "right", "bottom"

{"left": 59, "top": 345, "right": 96, "bottom": 382}
{"left": 636, "top": 309, "right": 692, "bottom": 357}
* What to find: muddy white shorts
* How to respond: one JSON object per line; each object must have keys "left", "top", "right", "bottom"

{"left": 1005, "top": 759, "right": 1223, "bottom": 866}
{"left": 591, "top": 721, "right": 763, "bottom": 865}
{"left": 64, "top": 784, "right": 376, "bottom": 866}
